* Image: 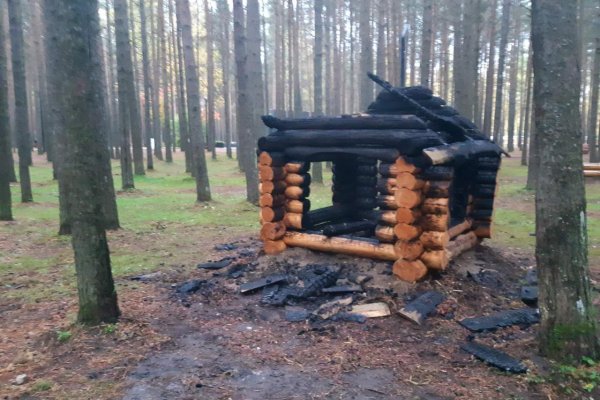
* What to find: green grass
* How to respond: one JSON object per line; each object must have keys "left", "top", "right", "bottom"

{"left": 2, "top": 153, "right": 600, "bottom": 303}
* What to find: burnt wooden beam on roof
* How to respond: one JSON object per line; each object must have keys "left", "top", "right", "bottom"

{"left": 261, "top": 114, "right": 427, "bottom": 130}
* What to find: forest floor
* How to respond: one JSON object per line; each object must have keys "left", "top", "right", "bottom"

{"left": 2, "top": 151, "right": 600, "bottom": 399}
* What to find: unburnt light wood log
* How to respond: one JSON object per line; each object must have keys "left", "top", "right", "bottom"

{"left": 375, "top": 224, "right": 396, "bottom": 243}
{"left": 261, "top": 114, "right": 428, "bottom": 130}
{"left": 395, "top": 156, "right": 421, "bottom": 174}
{"left": 447, "top": 219, "right": 472, "bottom": 239}
{"left": 396, "top": 172, "right": 425, "bottom": 190}
{"left": 284, "top": 161, "right": 310, "bottom": 174}
{"left": 421, "top": 213, "right": 449, "bottom": 231}
{"left": 323, "top": 220, "right": 376, "bottom": 236}
{"left": 447, "top": 231, "right": 479, "bottom": 259}
{"left": 283, "top": 231, "right": 397, "bottom": 261}
{"left": 259, "top": 165, "right": 286, "bottom": 181}
{"left": 284, "top": 185, "right": 309, "bottom": 199}
{"left": 473, "top": 222, "right": 492, "bottom": 238}
{"left": 394, "top": 240, "right": 424, "bottom": 260}
{"left": 421, "top": 250, "right": 449, "bottom": 271}
{"left": 264, "top": 240, "right": 286, "bottom": 255}
{"left": 260, "top": 221, "right": 286, "bottom": 241}
{"left": 421, "top": 198, "right": 449, "bottom": 214}
{"left": 286, "top": 199, "right": 310, "bottom": 214}
{"left": 258, "top": 151, "right": 286, "bottom": 166}
{"left": 393, "top": 259, "right": 428, "bottom": 282}
{"left": 583, "top": 170, "right": 600, "bottom": 178}
{"left": 283, "top": 212, "right": 304, "bottom": 229}
{"left": 420, "top": 231, "right": 450, "bottom": 249}
{"left": 259, "top": 193, "right": 285, "bottom": 207}
{"left": 258, "top": 129, "right": 443, "bottom": 153}
{"left": 394, "top": 223, "right": 422, "bottom": 241}
{"left": 377, "top": 195, "right": 399, "bottom": 209}
{"left": 419, "top": 166, "right": 454, "bottom": 181}
{"left": 285, "top": 173, "right": 311, "bottom": 186}
{"left": 422, "top": 140, "right": 504, "bottom": 165}
{"left": 259, "top": 180, "right": 286, "bottom": 194}
{"left": 422, "top": 180, "right": 450, "bottom": 197}
{"left": 261, "top": 207, "right": 285, "bottom": 222}
{"left": 284, "top": 146, "right": 401, "bottom": 163}
{"left": 583, "top": 163, "right": 600, "bottom": 171}
{"left": 394, "top": 188, "right": 423, "bottom": 208}
{"left": 396, "top": 207, "right": 421, "bottom": 224}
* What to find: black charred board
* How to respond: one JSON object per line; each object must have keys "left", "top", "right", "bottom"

{"left": 459, "top": 308, "right": 539, "bottom": 332}
{"left": 399, "top": 291, "right": 445, "bottom": 325}
{"left": 240, "top": 274, "right": 289, "bottom": 294}
{"left": 460, "top": 341, "right": 527, "bottom": 373}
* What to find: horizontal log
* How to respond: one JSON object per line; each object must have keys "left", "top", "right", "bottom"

{"left": 584, "top": 170, "right": 600, "bottom": 177}
{"left": 473, "top": 222, "right": 492, "bottom": 238}
{"left": 323, "top": 220, "right": 376, "bottom": 237}
{"left": 259, "top": 193, "right": 285, "bottom": 207}
{"left": 285, "top": 173, "right": 311, "bottom": 186}
{"left": 260, "top": 221, "right": 286, "bottom": 241}
{"left": 472, "top": 198, "right": 494, "bottom": 209}
{"left": 355, "top": 197, "right": 377, "bottom": 210}
{"left": 375, "top": 224, "right": 396, "bottom": 243}
{"left": 284, "top": 146, "right": 401, "bottom": 163}
{"left": 261, "top": 207, "right": 285, "bottom": 222}
{"left": 284, "top": 161, "right": 310, "bottom": 174}
{"left": 378, "top": 210, "right": 397, "bottom": 225}
{"left": 476, "top": 170, "right": 499, "bottom": 184}
{"left": 394, "top": 223, "right": 422, "bottom": 241}
{"left": 376, "top": 195, "right": 398, "bottom": 209}
{"left": 447, "top": 231, "right": 479, "bottom": 259}
{"left": 421, "top": 213, "right": 449, "bottom": 232}
{"left": 423, "top": 140, "right": 504, "bottom": 165}
{"left": 304, "top": 205, "right": 353, "bottom": 228}
{"left": 421, "top": 250, "right": 449, "bottom": 271}
{"left": 258, "top": 129, "right": 443, "bottom": 154}
{"left": 583, "top": 163, "right": 600, "bottom": 171}
{"left": 285, "top": 199, "right": 311, "bottom": 214}
{"left": 394, "top": 188, "right": 423, "bottom": 208}
{"left": 378, "top": 162, "right": 397, "bottom": 177}
{"left": 258, "top": 151, "right": 286, "bottom": 166}
{"left": 283, "top": 212, "right": 304, "bottom": 229}
{"left": 259, "top": 165, "right": 286, "bottom": 181}
{"left": 355, "top": 186, "right": 378, "bottom": 198}
{"left": 470, "top": 209, "right": 493, "bottom": 220}
{"left": 395, "top": 156, "right": 421, "bottom": 174}
{"left": 285, "top": 185, "right": 309, "bottom": 200}
{"left": 448, "top": 219, "right": 472, "bottom": 239}
{"left": 356, "top": 175, "right": 378, "bottom": 186}
{"left": 396, "top": 172, "right": 425, "bottom": 190}
{"left": 356, "top": 156, "right": 378, "bottom": 165}
{"left": 377, "top": 177, "right": 397, "bottom": 194}
{"left": 420, "top": 231, "right": 450, "bottom": 249}
{"left": 393, "top": 259, "right": 428, "bottom": 282}
{"left": 283, "top": 231, "right": 397, "bottom": 261}
{"left": 261, "top": 114, "right": 427, "bottom": 130}
{"left": 422, "top": 180, "right": 450, "bottom": 197}
{"left": 264, "top": 240, "right": 286, "bottom": 255}
{"left": 396, "top": 207, "right": 421, "bottom": 224}
{"left": 259, "top": 180, "right": 286, "bottom": 195}
{"left": 478, "top": 156, "right": 502, "bottom": 170}
{"left": 332, "top": 191, "right": 354, "bottom": 204}
{"left": 356, "top": 164, "right": 378, "bottom": 176}
{"left": 421, "top": 198, "right": 449, "bottom": 214}
{"left": 419, "top": 166, "right": 454, "bottom": 181}
{"left": 473, "top": 184, "right": 496, "bottom": 198}
{"left": 394, "top": 240, "right": 424, "bottom": 260}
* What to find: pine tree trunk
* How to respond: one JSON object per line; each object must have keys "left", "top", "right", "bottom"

{"left": 7, "top": 0, "right": 33, "bottom": 202}
{"left": 312, "top": 0, "right": 324, "bottom": 184}
{"left": 492, "top": 0, "right": 510, "bottom": 147}
{"left": 506, "top": 7, "right": 521, "bottom": 153}
{"left": 175, "top": 0, "right": 212, "bottom": 202}
{"left": 140, "top": 0, "right": 154, "bottom": 170}
{"left": 482, "top": 0, "right": 497, "bottom": 136}
{"left": 104, "top": 0, "right": 119, "bottom": 160}
{"left": 531, "top": 0, "right": 599, "bottom": 361}
{"left": 232, "top": 0, "right": 259, "bottom": 204}
{"left": 175, "top": 10, "right": 191, "bottom": 169}
{"left": 292, "top": 0, "right": 302, "bottom": 113}
{"left": 204, "top": 0, "right": 216, "bottom": 160}
{"left": 45, "top": 0, "right": 120, "bottom": 324}
{"left": 0, "top": 2, "right": 12, "bottom": 221}
{"left": 246, "top": 0, "right": 265, "bottom": 139}
{"left": 216, "top": 0, "right": 232, "bottom": 159}
{"left": 151, "top": 0, "right": 163, "bottom": 161}
{"left": 420, "top": 0, "right": 433, "bottom": 87}
{"left": 521, "top": 49, "right": 532, "bottom": 167}
{"left": 158, "top": 0, "right": 173, "bottom": 163}
{"left": 358, "top": 0, "right": 372, "bottom": 110}
{"left": 587, "top": 26, "right": 599, "bottom": 162}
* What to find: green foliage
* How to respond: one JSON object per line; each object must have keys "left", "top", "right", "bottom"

{"left": 56, "top": 330, "right": 72, "bottom": 343}
{"left": 102, "top": 323, "right": 117, "bottom": 334}
{"left": 31, "top": 380, "right": 52, "bottom": 392}
{"left": 554, "top": 360, "right": 600, "bottom": 393}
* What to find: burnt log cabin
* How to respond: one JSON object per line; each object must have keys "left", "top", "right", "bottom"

{"left": 257, "top": 74, "right": 503, "bottom": 282}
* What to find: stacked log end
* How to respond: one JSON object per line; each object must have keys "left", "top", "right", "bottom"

{"left": 259, "top": 151, "right": 288, "bottom": 254}
{"left": 470, "top": 156, "right": 501, "bottom": 239}
{"left": 389, "top": 157, "right": 428, "bottom": 282}
{"left": 282, "top": 161, "right": 311, "bottom": 231}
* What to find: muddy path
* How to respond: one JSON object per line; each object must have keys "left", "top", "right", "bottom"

{"left": 121, "top": 242, "right": 552, "bottom": 400}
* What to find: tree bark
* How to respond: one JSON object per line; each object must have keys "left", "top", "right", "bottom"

{"left": 420, "top": 0, "right": 433, "bottom": 87}
{"left": 358, "top": 0, "right": 373, "bottom": 110}
{"left": 204, "top": 0, "right": 216, "bottom": 160}
{"left": 216, "top": 0, "right": 232, "bottom": 159}
{"left": 7, "top": 0, "right": 32, "bottom": 202}
{"left": 139, "top": 0, "right": 154, "bottom": 170}
{"left": 482, "top": 0, "right": 497, "bottom": 136}
{"left": 175, "top": 0, "right": 211, "bottom": 201}
{"left": 158, "top": 0, "right": 173, "bottom": 162}
{"left": 506, "top": 5, "right": 522, "bottom": 153}
{"left": 532, "top": 0, "right": 599, "bottom": 361}
{"left": 0, "top": 2, "right": 11, "bottom": 220}
{"left": 587, "top": 17, "right": 600, "bottom": 162}
{"left": 312, "top": 0, "right": 324, "bottom": 183}
{"left": 492, "top": 0, "right": 511, "bottom": 147}
{"left": 45, "top": 0, "right": 120, "bottom": 324}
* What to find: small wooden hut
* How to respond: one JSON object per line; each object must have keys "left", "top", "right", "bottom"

{"left": 257, "top": 77, "right": 503, "bottom": 282}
